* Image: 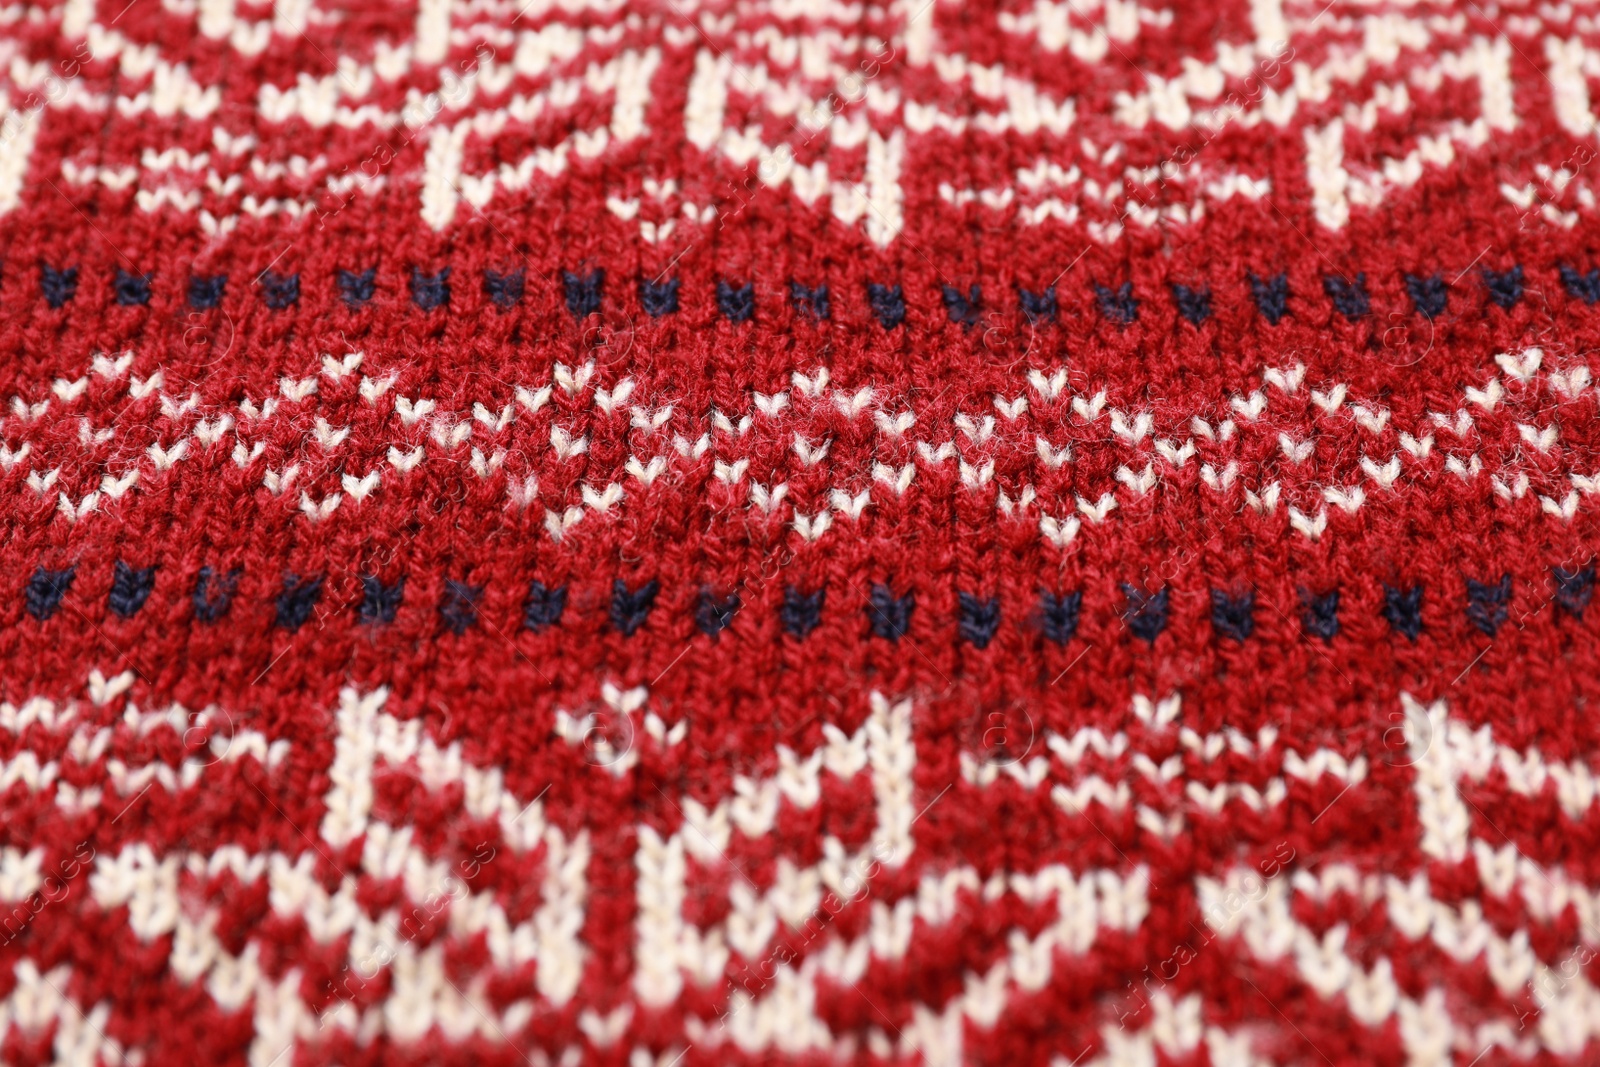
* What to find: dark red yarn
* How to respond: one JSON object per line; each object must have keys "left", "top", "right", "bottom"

{"left": 1, "top": 0, "right": 1599, "bottom": 1063}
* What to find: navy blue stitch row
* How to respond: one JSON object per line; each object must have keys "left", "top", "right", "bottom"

{"left": 20, "top": 564, "right": 1595, "bottom": 644}
{"left": 26, "top": 262, "right": 1597, "bottom": 322}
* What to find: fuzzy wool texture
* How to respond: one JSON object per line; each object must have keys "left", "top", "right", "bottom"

{"left": 0, "top": 0, "right": 1598, "bottom": 1064}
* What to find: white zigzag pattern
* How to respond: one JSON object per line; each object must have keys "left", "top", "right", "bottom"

{"left": 9, "top": 347, "right": 1595, "bottom": 541}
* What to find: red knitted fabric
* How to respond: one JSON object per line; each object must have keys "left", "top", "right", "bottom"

{"left": 1, "top": 0, "right": 1598, "bottom": 1063}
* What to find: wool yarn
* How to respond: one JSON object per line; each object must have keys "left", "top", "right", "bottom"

{"left": 0, "top": 0, "right": 1597, "bottom": 1063}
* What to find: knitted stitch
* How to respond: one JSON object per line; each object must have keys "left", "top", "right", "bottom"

{"left": 0, "top": 0, "right": 1598, "bottom": 1064}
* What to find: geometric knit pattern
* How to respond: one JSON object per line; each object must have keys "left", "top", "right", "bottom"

{"left": 0, "top": 0, "right": 1599, "bottom": 1063}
